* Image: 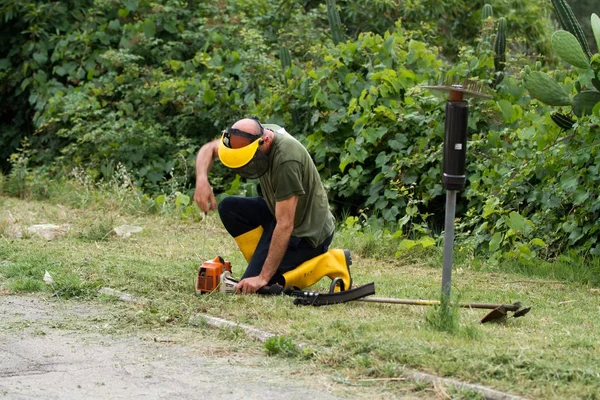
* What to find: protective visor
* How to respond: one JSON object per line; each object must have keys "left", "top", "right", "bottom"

{"left": 218, "top": 128, "right": 263, "bottom": 169}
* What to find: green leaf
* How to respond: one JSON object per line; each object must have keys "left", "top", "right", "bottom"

{"left": 164, "top": 22, "right": 178, "bottom": 34}
{"left": 344, "top": 216, "right": 357, "bottom": 229}
{"left": 559, "top": 171, "right": 579, "bottom": 191}
{"left": 591, "top": 14, "right": 600, "bottom": 52}
{"left": 123, "top": 0, "right": 139, "bottom": 12}
{"left": 517, "top": 127, "right": 535, "bottom": 140}
{"left": 203, "top": 89, "right": 216, "bottom": 104}
{"left": 55, "top": 66, "right": 67, "bottom": 76}
{"left": 146, "top": 171, "right": 162, "bottom": 183}
{"left": 108, "top": 19, "right": 121, "bottom": 30}
{"left": 154, "top": 194, "right": 166, "bottom": 205}
{"left": 339, "top": 155, "right": 350, "bottom": 173}
{"left": 530, "top": 238, "right": 547, "bottom": 247}
{"left": 418, "top": 236, "right": 436, "bottom": 248}
{"left": 398, "top": 239, "right": 417, "bottom": 251}
{"left": 175, "top": 193, "right": 190, "bottom": 207}
{"left": 497, "top": 100, "right": 513, "bottom": 121}
{"left": 489, "top": 232, "right": 503, "bottom": 252}
{"left": 517, "top": 244, "right": 532, "bottom": 256}
{"left": 0, "top": 58, "right": 11, "bottom": 69}
{"left": 572, "top": 91, "right": 600, "bottom": 117}
{"left": 34, "top": 70, "right": 47, "bottom": 84}
{"left": 142, "top": 19, "right": 156, "bottom": 37}
{"left": 594, "top": 101, "right": 600, "bottom": 117}
{"left": 482, "top": 197, "right": 499, "bottom": 218}
{"left": 573, "top": 189, "right": 589, "bottom": 205}
{"left": 507, "top": 211, "right": 526, "bottom": 232}
{"left": 33, "top": 52, "right": 48, "bottom": 64}
{"left": 383, "top": 36, "right": 395, "bottom": 54}
{"left": 117, "top": 8, "right": 130, "bottom": 18}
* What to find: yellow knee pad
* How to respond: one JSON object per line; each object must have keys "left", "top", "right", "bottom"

{"left": 234, "top": 226, "right": 264, "bottom": 263}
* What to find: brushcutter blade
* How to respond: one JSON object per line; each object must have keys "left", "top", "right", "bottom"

{"left": 480, "top": 304, "right": 532, "bottom": 323}
{"left": 480, "top": 305, "right": 508, "bottom": 324}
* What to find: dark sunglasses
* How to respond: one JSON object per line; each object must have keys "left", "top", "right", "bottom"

{"left": 222, "top": 116, "right": 264, "bottom": 148}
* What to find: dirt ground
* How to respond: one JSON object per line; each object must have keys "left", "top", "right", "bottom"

{"left": 0, "top": 293, "right": 423, "bottom": 400}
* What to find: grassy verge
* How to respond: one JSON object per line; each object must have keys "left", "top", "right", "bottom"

{"left": 1, "top": 190, "right": 599, "bottom": 399}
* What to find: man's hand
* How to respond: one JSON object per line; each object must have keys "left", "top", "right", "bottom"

{"left": 193, "top": 178, "right": 217, "bottom": 213}
{"left": 236, "top": 275, "right": 268, "bottom": 294}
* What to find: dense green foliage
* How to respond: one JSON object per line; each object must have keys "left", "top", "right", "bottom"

{"left": 1, "top": 0, "right": 599, "bottom": 259}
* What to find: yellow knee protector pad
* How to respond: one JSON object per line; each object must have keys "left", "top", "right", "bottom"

{"left": 234, "top": 226, "right": 264, "bottom": 263}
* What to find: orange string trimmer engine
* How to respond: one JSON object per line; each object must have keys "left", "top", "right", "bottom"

{"left": 195, "top": 256, "right": 232, "bottom": 294}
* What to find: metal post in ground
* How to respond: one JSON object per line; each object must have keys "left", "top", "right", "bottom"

{"left": 441, "top": 189, "right": 457, "bottom": 299}
{"left": 422, "top": 82, "right": 492, "bottom": 301}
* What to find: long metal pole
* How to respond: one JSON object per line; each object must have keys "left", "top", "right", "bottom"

{"left": 441, "top": 190, "right": 457, "bottom": 299}
{"left": 358, "top": 297, "right": 522, "bottom": 311}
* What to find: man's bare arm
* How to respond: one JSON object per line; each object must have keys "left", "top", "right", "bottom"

{"left": 193, "top": 139, "right": 220, "bottom": 212}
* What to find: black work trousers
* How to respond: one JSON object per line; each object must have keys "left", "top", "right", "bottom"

{"left": 217, "top": 196, "right": 332, "bottom": 285}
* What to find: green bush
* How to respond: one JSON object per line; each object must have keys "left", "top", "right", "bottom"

{"left": 3, "top": 0, "right": 599, "bottom": 259}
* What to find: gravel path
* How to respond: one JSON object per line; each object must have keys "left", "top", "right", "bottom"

{"left": 0, "top": 295, "right": 352, "bottom": 400}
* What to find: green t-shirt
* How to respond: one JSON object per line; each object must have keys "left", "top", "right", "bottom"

{"left": 259, "top": 124, "right": 335, "bottom": 247}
